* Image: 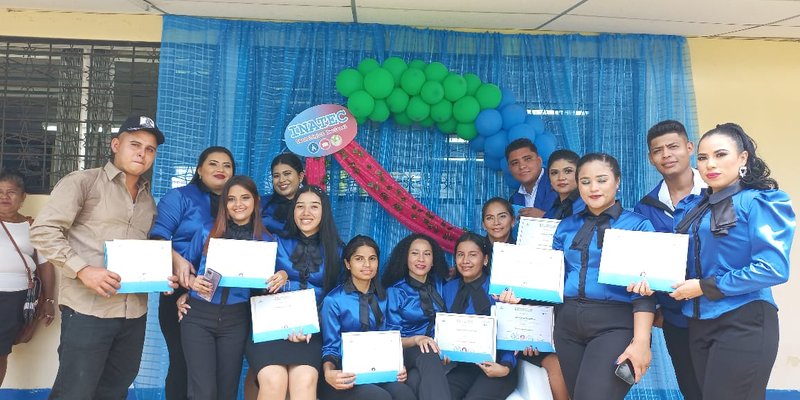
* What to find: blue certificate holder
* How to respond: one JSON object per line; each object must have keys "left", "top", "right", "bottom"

{"left": 252, "top": 323, "right": 319, "bottom": 343}
{"left": 206, "top": 238, "right": 277, "bottom": 289}
{"left": 105, "top": 240, "right": 173, "bottom": 294}
{"left": 496, "top": 339, "right": 556, "bottom": 353}
{"left": 439, "top": 348, "right": 495, "bottom": 364}
{"left": 488, "top": 243, "right": 564, "bottom": 304}
{"left": 342, "top": 331, "right": 403, "bottom": 385}
{"left": 219, "top": 276, "right": 268, "bottom": 289}
{"left": 251, "top": 290, "right": 320, "bottom": 343}
{"left": 354, "top": 370, "right": 398, "bottom": 385}
{"left": 488, "top": 284, "right": 563, "bottom": 304}
{"left": 597, "top": 272, "right": 676, "bottom": 293}
{"left": 598, "top": 229, "right": 689, "bottom": 293}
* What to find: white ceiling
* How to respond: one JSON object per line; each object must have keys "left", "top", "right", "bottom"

{"left": 3, "top": 0, "right": 800, "bottom": 39}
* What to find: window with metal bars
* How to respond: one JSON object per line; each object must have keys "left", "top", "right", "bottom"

{"left": 0, "top": 37, "right": 160, "bottom": 194}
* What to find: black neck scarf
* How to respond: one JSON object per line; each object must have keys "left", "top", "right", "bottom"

{"left": 344, "top": 279, "right": 385, "bottom": 331}
{"left": 450, "top": 273, "right": 490, "bottom": 316}
{"left": 289, "top": 233, "right": 323, "bottom": 289}
{"left": 267, "top": 194, "right": 292, "bottom": 227}
{"left": 676, "top": 182, "right": 742, "bottom": 237}
{"left": 197, "top": 180, "right": 221, "bottom": 219}
{"left": 551, "top": 190, "right": 581, "bottom": 220}
{"left": 570, "top": 201, "right": 623, "bottom": 252}
{"left": 223, "top": 220, "right": 254, "bottom": 240}
{"left": 405, "top": 276, "right": 447, "bottom": 336}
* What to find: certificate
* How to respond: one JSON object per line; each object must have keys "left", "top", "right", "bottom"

{"left": 434, "top": 312, "right": 496, "bottom": 363}
{"left": 342, "top": 330, "right": 403, "bottom": 385}
{"left": 488, "top": 242, "right": 564, "bottom": 303}
{"left": 251, "top": 289, "right": 320, "bottom": 343}
{"left": 517, "top": 217, "right": 560, "bottom": 250}
{"left": 492, "top": 303, "right": 555, "bottom": 352}
{"left": 205, "top": 238, "right": 277, "bottom": 288}
{"left": 104, "top": 240, "right": 172, "bottom": 293}
{"left": 598, "top": 228, "right": 689, "bottom": 292}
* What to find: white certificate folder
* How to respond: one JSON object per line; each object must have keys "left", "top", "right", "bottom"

{"left": 251, "top": 289, "right": 320, "bottom": 343}
{"left": 598, "top": 229, "right": 689, "bottom": 292}
{"left": 435, "top": 312, "right": 496, "bottom": 363}
{"left": 488, "top": 242, "right": 564, "bottom": 303}
{"left": 493, "top": 303, "right": 555, "bottom": 352}
{"left": 104, "top": 240, "right": 172, "bottom": 293}
{"left": 342, "top": 330, "right": 403, "bottom": 385}
{"left": 205, "top": 238, "right": 277, "bottom": 288}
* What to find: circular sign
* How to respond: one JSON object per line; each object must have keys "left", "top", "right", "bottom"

{"left": 284, "top": 104, "right": 357, "bottom": 157}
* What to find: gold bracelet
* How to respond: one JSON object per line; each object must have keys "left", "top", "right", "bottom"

{"left": 44, "top": 298, "right": 56, "bottom": 304}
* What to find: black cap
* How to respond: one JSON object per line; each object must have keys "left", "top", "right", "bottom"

{"left": 115, "top": 115, "right": 165, "bottom": 145}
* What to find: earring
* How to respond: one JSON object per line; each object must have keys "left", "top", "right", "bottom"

{"left": 739, "top": 165, "right": 747, "bottom": 178}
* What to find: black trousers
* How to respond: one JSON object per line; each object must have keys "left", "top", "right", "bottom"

{"left": 447, "top": 362, "right": 517, "bottom": 400}
{"left": 688, "top": 301, "right": 779, "bottom": 400}
{"left": 180, "top": 298, "right": 250, "bottom": 400}
{"left": 319, "top": 379, "right": 416, "bottom": 400}
{"left": 404, "top": 346, "right": 451, "bottom": 400}
{"left": 553, "top": 299, "right": 635, "bottom": 400}
{"left": 662, "top": 320, "right": 702, "bottom": 400}
{"left": 49, "top": 307, "right": 146, "bottom": 400}
{"left": 159, "top": 288, "right": 188, "bottom": 400}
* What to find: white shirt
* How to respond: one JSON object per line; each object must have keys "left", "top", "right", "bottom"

{"left": 657, "top": 168, "right": 707, "bottom": 213}
{"left": 1, "top": 221, "right": 43, "bottom": 292}
{"left": 517, "top": 168, "right": 545, "bottom": 208}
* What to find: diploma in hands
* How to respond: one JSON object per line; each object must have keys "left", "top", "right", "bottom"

{"left": 493, "top": 303, "right": 555, "bottom": 352}
{"left": 435, "top": 312, "right": 496, "bottom": 363}
{"left": 517, "top": 217, "right": 560, "bottom": 250}
{"left": 598, "top": 228, "right": 689, "bottom": 292}
{"left": 251, "top": 289, "right": 320, "bottom": 343}
{"left": 205, "top": 238, "right": 277, "bottom": 288}
{"left": 342, "top": 330, "right": 403, "bottom": 385}
{"left": 104, "top": 240, "right": 172, "bottom": 293}
{"left": 488, "top": 242, "right": 564, "bottom": 303}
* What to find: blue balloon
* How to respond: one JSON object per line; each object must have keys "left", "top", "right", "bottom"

{"left": 500, "top": 156, "right": 510, "bottom": 174}
{"left": 468, "top": 135, "right": 486, "bottom": 152}
{"left": 525, "top": 114, "right": 545, "bottom": 135}
{"left": 501, "top": 104, "right": 526, "bottom": 131}
{"left": 507, "top": 123, "right": 536, "bottom": 143}
{"left": 484, "top": 155, "right": 502, "bottom": 171}
{"left": 475, "top": 109, "right": 503, "bottom": 137}
{"left": 534, "top": 131, "right": 558, "bottom": 164}
{"left": 484, "top": 130, "right": 509, "bottom": 160}
{"left": 503, "top": 171, "right": 519, "bottom": 188}
{"left": 499, "top": 87, "right": 516, "bottom": 108}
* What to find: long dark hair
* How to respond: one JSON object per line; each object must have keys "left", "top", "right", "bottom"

{"left": 381, "top": 233, "right": 449, "bottom": 288}
{"left": 190, "top": 146, "right": 236, "bottom": 185}
{"left": 453, "top": 231, "right": 491, "bottom": 279}
{"left": 343, "top": 235, "right": 384, "bottom": 297}
{"left": 271, "top": 152, "right": 306, "bottom": 187}
{"left": 203, "top": 175, "right": 270, "bottom": 253}
{"left": 284, "top": 185, "right": 343, "bottom": 293}
{"left": 700, "top": 123, "right": 777, "bottom": 190}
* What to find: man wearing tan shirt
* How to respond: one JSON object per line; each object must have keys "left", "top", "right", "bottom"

{"left": 31, "top": 116, "right": 174, "bottom": 399}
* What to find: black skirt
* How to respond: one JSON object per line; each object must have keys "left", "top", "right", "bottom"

{"left": 0, "top": 290, "right": 27, "bottom": 355}
{"left": 246, "top": 333, "right": 322, "bottom": 372}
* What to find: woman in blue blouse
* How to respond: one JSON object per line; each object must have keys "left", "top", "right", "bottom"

{"left": 443, "top": 232, "right": 518, "bottom": 400}
{"left": 382, "top": 233, "right": 451, "bottom": 400}
{"left": 544, "top": 149, "right": 585, "bottom": 219}
{"left": 552, "top": 153, "right": 655, "bottom": 400}
{"left": 149, "top": 145, "right": 234, "bottom": 400}
{"left": 246, "top": 185, "right": 343, "bottom": 400}
{"left": 671, "top": 123, "right": 795, "bottom": 399}
{"left": 179, "top": 175, "right": 285, "bottom": 400}
{"left": 262, "top": 152, "right": 305, "bottom": 234}
{"left": 319, "top": 235, "right": 414, "bottom": 400}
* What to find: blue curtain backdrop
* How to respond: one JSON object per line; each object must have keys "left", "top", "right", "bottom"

{"left": 138, "top": 15, "right": 698, "bottom": 399}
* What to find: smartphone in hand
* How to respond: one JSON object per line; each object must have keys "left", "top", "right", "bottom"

{"left": 198, "top": 268, "right": 221, "bottom": 302}
{"left": 615, "top": 359, "right": 635, "bottom": 386}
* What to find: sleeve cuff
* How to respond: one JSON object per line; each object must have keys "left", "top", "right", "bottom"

{"left": 322, "top": 355, "right": 341, "bottom": 370}
{"left": 63, "top": 255, "right": 89, "bottom": 279}
{"left": 700, "top": 277, "right": 725, "bottom": 300}
{"left": 632, "top": 296, "right": 657, "bottom": 313}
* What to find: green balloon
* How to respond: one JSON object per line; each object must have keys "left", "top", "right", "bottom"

{"left": 356, "top": 115, "right": 367, "bottom": 125}
{"left": 357, "top": 58, "right": 380, "bottom": 75}
{"left": 419, "top": 117, "right": 435, "bottom": 128}
{"left": 408, "top": 59, "right": 426, "bottom": 70}
{"left": 335, "top": 68, "right": 363, "bottom": 97}
{"left": 443, "top": 74, "right": 467, "bottom": 102}
{"left": 464, "top": 73, "right": 482, "bottom": 96}
{"left": 369, "top": 99, "right": 390, "bottom": 123}
{"left": 436, "top": 118, "right": 458, "bottom": 134}
{"left": 394, "top": 111, "right": 413, "bottom": 126}
{"left": 400, "top": 68, "right": 426, "bottom": 96}
{"left": 363, "top": 68, "right": 394, "bottom": 100}
{"left": 456, "top": 123, "right": 478, "bottom": 140}
{"left": 382, "top": 57, "right": 408, "bottom": 85}
{"left": 386, "top": 88, "right": 410, "bottom": 114}
{"left": 424, "top": 62, "right": 449, "bottom": 82}
{"left": 430, "top": 100, "right": 453, "bottom": 123}
{"left": 453, "top": 96, "right": 480, "bottom": 123}
{"left": 347, "top": 90, "right": 375, "bottom": 118}
{"left": 406, "top": 96, "right": 430, "bottom": 122}
{"left": 420, "top": 81, "right": 444, "bottom": 105}
{"left": 475, "top": 84, "right": 502, "bottom": 109}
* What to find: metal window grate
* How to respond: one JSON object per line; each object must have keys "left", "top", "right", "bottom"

{"left": 0, "top": 37, "right": 160, "bottom": 194}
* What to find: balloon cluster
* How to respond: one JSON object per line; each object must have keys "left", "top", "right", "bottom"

{"left": 335, "top": 58, "right": 558, "bottom": 180}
